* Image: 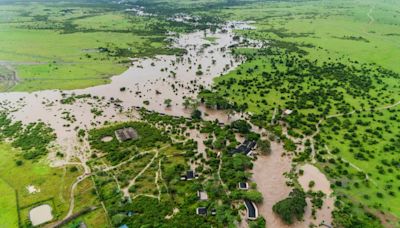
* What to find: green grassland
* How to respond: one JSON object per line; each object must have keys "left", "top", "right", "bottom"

{"left": 317, "top": 105, "right": 400, "bottom": 218}
{"left": 222, "top": 0, "right": 400, "bottom": 73}
{"left": 68, "top": 178, "right": 109, "bottom": 227}
{"left": 0, "top": 2, "right": 185, "bottom": 92}
{"left": 210, "top": 48, "right": 400, "bottom": 136}
{"left": 0, "top": 178, "right": 18, "bottom": 227}
{"left": 0, "top": 143, "right": 80, "bottom": 227}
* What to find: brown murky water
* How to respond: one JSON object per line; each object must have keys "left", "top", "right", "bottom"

{"left": 252, "top": 147, "right": 334, "bottom": 227}
{"left": 0, "top": 22, "right": 253, "bottom": 164}
{"left": 298, "top": 164, "right": 334, "bottom": 227}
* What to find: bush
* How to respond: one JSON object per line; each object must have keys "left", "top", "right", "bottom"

{"left": 243, "top": 190, "right": 263, "bottom": 203}
{"left": 272, "top": 189, "right": 307, "bottom": 224}
{"left": 257, "top": 139, "right": 271, "bottom": 155}
{"left": 231, "top": 120, "right": 251, "bottom": 134}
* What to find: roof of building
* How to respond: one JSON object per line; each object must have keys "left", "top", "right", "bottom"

{"left": 283, "top": 109, "right": 293, "bottom": 115}
{"left": 196, "top": 207, "right": 207, "bottom": 215}
{"left": 211, "top": 208, "right": 216, "bottom": 215}
{"left": 198, "top": 191, "right": 209, "bottom": 200}
{"left": 229, "top": 140, "right": 256, "bottom": 155}
{"left": 244, "top": 200, "right": 257, "bottom": 219}
{"left": 239, "top": 182, "right": 249, "bottom": 189}
{"left": 186, "top": 170, "right": 195, "bottom": 179}
{"left": 115, "top": 127, "right": 138, "bottom": 142}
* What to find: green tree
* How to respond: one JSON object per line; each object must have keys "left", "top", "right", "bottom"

{"left": 164, "top": 99, "right": 172, "bottom": 108}
{"left": 272, "top": 189, "right": 307, "bottom": 224}
{"left": 257, "top": 139, "right": 271, "bottom": 155}
{"left": 191, "top": 109, "right": 202, "bottom": 119}
{"left": 231, "top": 120, "right": 251, "bottom": 134}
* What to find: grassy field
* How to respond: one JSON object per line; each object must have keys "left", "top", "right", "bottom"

{"left": 0, "top": 143, "right": 80, "bottom": 226}
{"left": 221, "top": 0, "right": 400, "bottom": 73}
{"left": 68, "top": 178, "right": 109, "bottom": 227}
{"left": 0, "top": 178, "right": 19, "bottom": 227}
{"left": 318, "top": 105, "right": 400, "bottom": 218}
{"left": 0, "top": 2, "right": 184, "bottom": 92}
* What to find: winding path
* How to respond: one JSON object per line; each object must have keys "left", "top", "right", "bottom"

{"left": 301, "top": 100, "right": 400, "bottom": 190}
{"left": 367, "top": 5, "right": 375, "bottom": 25}
{"left": 123, "top": 150, "right": 159, "bottom": 199}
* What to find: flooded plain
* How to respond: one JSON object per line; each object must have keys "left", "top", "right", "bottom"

{"left": 0, "top": 21, "right": 334, "bottom": 227}
{"left": 0, "top": 22, "right": 253, "bottom": 164}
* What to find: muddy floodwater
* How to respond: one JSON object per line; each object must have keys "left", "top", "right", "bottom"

{"left": 0, "top": 21, "right": 255, "bottom": 165}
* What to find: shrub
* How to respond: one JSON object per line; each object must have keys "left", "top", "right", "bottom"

{"left": 272, "top": 189, "right": 307, "bottom": 224}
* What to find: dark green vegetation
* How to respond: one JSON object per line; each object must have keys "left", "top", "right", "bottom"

{"left": 85, "top": 111, "right": 265, "bottom": 227}
{"left": 89, "top": 121, "right": 168, "bottom": 164}
{"left": 211, "top": 48, "right": 400, "bottom": 135}
{"left": 272, "top": 189, "right": 307, "bottom": 224}
{"left": 0, "top": 113, "right": 55, "bottom": 160}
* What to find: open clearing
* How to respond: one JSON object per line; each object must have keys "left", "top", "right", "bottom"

{"left": 0, "top": 143, "right": 80, "bottom": 227}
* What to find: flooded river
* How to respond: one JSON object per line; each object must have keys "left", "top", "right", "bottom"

{"left": 0, "top": 21, "right": 333, "bottom": 227}
{"left": 0, "top": 21, "right": 254, "bottom": 163}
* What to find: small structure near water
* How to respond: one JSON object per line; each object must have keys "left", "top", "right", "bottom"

{"left": 180, "top": 170, "right": 198, "bottom": 181}
{"left": 115, "top": 127, "right": 138, "bottom": 142}
{"left": 244, "top": 200, "right": 258, "bottom": 220}
{"left": 29, "top": 204, "right": 53, "bottom": 226}
{"left": 229, "top": 140, "right": 257, "bottom": 156}
{"left": 238, "top": 182, "right": 249, "bottom": 190}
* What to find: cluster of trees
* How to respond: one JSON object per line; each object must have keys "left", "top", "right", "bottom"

{"left": 90, "top": 114, "right": 245, "bottom": 227}
{"left": 272, "top": 188, "right": 307, "bottom": 224}
{"left": 138, "top": 112, "right": 265, "bottom": 224}
{"left": 332, "top": 197, "right": 383, "bottom": 228}
{"left": 230, "top": 120, "right": 251, "bottom": 134}
{"left": 0, "top": 113, "right": 55, "bottom": 160}
{"left": 211, "top": 45, "right": 399, "bottom": 135}
{"left": 89, "top": 121, "right": 168, "bottom": 164}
